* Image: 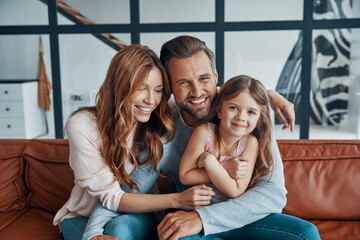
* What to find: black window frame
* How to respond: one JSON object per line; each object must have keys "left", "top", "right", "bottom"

{"left": 1, "top": 0, "right": 359, "bottom": 139}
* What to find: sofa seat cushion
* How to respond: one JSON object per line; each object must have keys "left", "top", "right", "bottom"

{"left": 311, "top": 220, "right": 360, "bottom": 240}
{"left": 23, "top": 140, "right": 74, "bottom": 213}
{"left": 0, "top": 140, "right": 28, "bottom": 212}
{"left": 0, "top": 209, "right": 27, "bottom": 231}
{"left": 0, "top": 208, "right": 62, "bottom": 240}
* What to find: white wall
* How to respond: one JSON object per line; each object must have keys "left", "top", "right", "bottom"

{"left": 0, "top": 0, "right": 48, "bottom": 25}
{"left": 225, "top": 0, "right": 303, "bottom": 21}
{"left": 140, "top": 0, "right": 215, "bottom": 23}
{"left": 224, "top": 31, "right": 300, "bottom": 90}
{"left": 58, "top": 33, "right": 130, "bottom": 126}
{"left": 63, "top": 0, "right": 130, "bottom": 24}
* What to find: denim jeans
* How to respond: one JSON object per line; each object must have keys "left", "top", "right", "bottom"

{"left": 180, "top": 213, "right": 320, "bottom": 240}
{"left": 61, "top": 216, "right": 88, "bottom": 240}
{"left": 60, "top": 212, "right": 156, "bottom": 240}
{"left": 60, "top": 162, "right": 160, "bottom": 240}
{"left": 61, "top": 213, "right": 319, "bottom": 240}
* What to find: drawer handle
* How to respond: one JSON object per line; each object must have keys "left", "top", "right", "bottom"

{"left": 4, "top": 90, "right": 8, "bottom": 94}
{"left": 6, "top": 107, "right": 10, "bottom": 111}
{"left": 7, "top": 124, "right": 11, "bottom": 128}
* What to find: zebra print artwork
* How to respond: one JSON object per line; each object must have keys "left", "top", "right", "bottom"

{"left": 275, "top": 0, "right": 352, "bottom": 126}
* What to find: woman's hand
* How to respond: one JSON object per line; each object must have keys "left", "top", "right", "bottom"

{"left": 174, "top": 184, "right": 215, "bottom": 210}
{"left": 90, "top": 235, "right": 118, "bottom": 240}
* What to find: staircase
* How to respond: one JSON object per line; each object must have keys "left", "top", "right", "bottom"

{"left": 40, "top": 0, "right": 127, "bottom": 51}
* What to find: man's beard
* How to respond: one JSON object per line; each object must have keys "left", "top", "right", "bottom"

{"left": 183, "top": 106, "right": 210, "bottom": 121}
{"left": 178, "top": 98, "right": 214, "bottom": 121}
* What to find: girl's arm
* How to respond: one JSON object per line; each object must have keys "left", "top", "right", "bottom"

{"left": 203, "top": 135, "right": 259, "bottom": 199}
{"left": 117, "top": 124, "right": 218, "bottom": 213}
{"left": 179, "top": 124, "right": 212, "bottom": 186}
{"left": 117, "top": 184, "right": 214, "bottom": 212}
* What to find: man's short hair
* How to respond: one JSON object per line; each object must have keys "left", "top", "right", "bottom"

{"left": 160, "top": 35, "right": 216, "bottom": 79}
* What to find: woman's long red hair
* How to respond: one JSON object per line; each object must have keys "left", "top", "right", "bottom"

{"left": 84, "top": 44, "right": 175, "bottom": 191}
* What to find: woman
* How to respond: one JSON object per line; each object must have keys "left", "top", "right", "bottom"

{"left": 53, "top": 44, "right": 214, "bottom": 240}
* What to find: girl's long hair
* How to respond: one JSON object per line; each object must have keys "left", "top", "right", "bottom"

{"left": 209, "top": 75, "right": 273, "bottom": 187}
{"left": 78, "top": 44, "right": 175, "bottom": 192}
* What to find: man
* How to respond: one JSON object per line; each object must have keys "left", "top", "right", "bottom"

{"left": 157, "top": 35, "right": 320, "bottom": 240}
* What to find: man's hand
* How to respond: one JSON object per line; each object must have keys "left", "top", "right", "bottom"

{"left": 221, "top": 157, "right": 248, "bottom": 179}
{"left": 157, "top": 211, "right": 203, "bottom": 240}
{"left": 90, "top": 235, "right": 118, "bottom": 240}
{"left": 267, "top": 90, "right": 295, "bottom": 132}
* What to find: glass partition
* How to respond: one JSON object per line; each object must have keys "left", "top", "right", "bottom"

{"left": 59, "top": 33, "right": 130, "bottom": 127}
{"left": 0, "top": 0, "right": 49, "bottom": 26}
{"left": 313, "top": 0, "right": 360, "bottom": 20}
{"left": 57, "top": 0, "right": 130, "bottom": 25}
{"left": 140, "top": 0, "right": 215, "bottom": 23}
{"left": 309, "top": 28, "right": 360, "bottom": 139}
{"left": 225, "top": 0, "right": 303, "bottom": 22}
{"left": 0, "top": 35, "right": 54, "bottom": 139}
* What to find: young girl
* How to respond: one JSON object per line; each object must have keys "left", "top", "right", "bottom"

{"left": 53, "top": 44, "right": 214, "bottom": 240}
{"left": 179, "top": 75, "right": 274, "bottom": 203}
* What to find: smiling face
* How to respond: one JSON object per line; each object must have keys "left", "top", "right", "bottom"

{"left": 218, "top": 90, "right": 261, "bottom": 139}
{"left": 128, "top": 67, "right": 163, "bottom": 123}
{"left": 168, "top": 51, "right": 218, "bottom": 127}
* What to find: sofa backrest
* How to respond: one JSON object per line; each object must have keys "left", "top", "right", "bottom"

{"left": 0, "top": 139, "right": 73, "bottom": 214}
{"left": 23, "top": 140, "right": 73, "bottom": 212}
{"left": 279, "top": 140, "right": 360, "bottom": 220}
{"left": 0, "top": 139, "right": 360, "bottom": 221}
{"left": 0, "top": 140, "right": 28, "bottom": 212}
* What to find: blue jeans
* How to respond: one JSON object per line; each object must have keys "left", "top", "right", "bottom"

{"left": 61, "top": 161, "right": 160, "bottom": 240}
{"left": 61, "top": 216, "right": 88, "bottom": 240}
{"left": 180, "top": 213, "right": 320, "bottom": 240}
{"left": 60, "top": 212, "right": 156, "bottom": 240}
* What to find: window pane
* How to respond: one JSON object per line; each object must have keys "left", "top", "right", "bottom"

{"left": 0, "top": 35, "right": 54, "bottom": 139}
{"left": 309, "top": 28, "right": 360, "bottom": 139}
{"left": 140, "top": 0, "right": 215, "bottom": 23}
{"left": 59, "top": 33, "right": 130, "bottom": 127}
{"left": 225, "top": 31, "right": 301, "bottom": 139}
{"left": 313, "top": 0, "right": 360, "bottom": 19}
{"left": 57, "top": 0, "right": 130, "bottom": 25}
{"left": 225, "top": 0, "right": 303, "bottom": 22}
{"left": 140, "top": 32, "right": 215, "bottom": 57}
{"left": 0, "top": 0, "right": 49, "bottom": 25}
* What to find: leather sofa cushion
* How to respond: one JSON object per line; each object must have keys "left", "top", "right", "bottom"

{"left": 311, "top": 220, "right": 360, "bottom": 240}
{"left": 0, "top": 209, "right": 62, "bottom": 240}
{"left": 23, "top": 140, "right": 74, "bottom": 213}
{"left": 0, "top": 141, "right": 27, "bottom": 212}
{"left": 279, "top": 140, "right": 360, "bottom": 220}
{"left": 0, "top": 209, "right": 27, "bottom": 231}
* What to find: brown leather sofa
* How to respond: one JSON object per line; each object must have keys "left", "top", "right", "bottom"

{"left": 0, "top": 139, "right": 359, "bottom": 239}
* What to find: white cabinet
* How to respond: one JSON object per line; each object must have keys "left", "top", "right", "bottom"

{"left": 0, "top": 81, "right": 45, "bottom": 139}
